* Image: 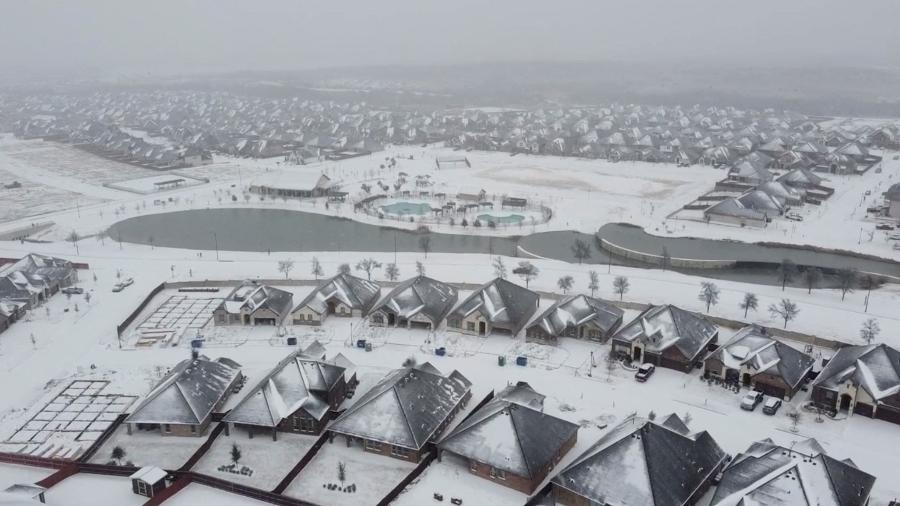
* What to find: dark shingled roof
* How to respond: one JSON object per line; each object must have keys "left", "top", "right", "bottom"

{"left": 706, "top": 325, "right": 814, "bottom": 392}
{"left": 450, "top": 277, "right": 539, "bottom": 335}
{"left": 612, "top": 304, "right": 718, "bottom": 362}
{"left": 711, "top": 438, "right": 876, "bottom": 506}
{"left": 527, "top": 295, "right": 624, "bottom": 338}
{"left": 552, "top": 415, "right": 726, "bottom": 506}
{"left": 294, "top": 273, "right": 381, "bottom": 315}
{"left": 369, "top": 276, "right": 458, "bottom": 326}
{"left": 812, "top": 343, "right": 900, "bottom": 403}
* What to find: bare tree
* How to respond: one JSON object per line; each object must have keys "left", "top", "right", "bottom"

{"left": 740, "top": 292, "right": 758, "bottom": 318}
{"left": 418, "top": 235, "right": 432, "bottom": 258}
{"left": 385, "top": 262, "right": 400, "bottom": 281}
{"left": 802, "top": 267, "right": 822, "bottom": 294}
{"left": 571, "top": 239, "right": 591, "bottom": 264}
{"left": 836, "top": 267, "right": 858, "bottom": 301}
{"left": 277, "top": 259, "right": 295, "bottom": 279}
{"left": 768, "top": 299, "right": 799, "bottom": 329}
{"left": 776, "top": 259, "right": 798, "bottom": 291}
{"left": 512, "top": 261, "right": 539, "bottom": 288}
{"left": 95, "top": 229, "right": 108, "bottom": 246}
{"left": 67, "top": 230, "right": 81, "bottom": 255}
{"left": 415, "top": 260, "right": 426, "bottom": 277}
{"left": 612, "top": 276, "right": 629, "bottom": 300}
{"left": 557, "top": 275, "right": 574, "bottom": 294}
{"left": 860, "top": 318, "right": 880, "bottom": 344}
{"left": 311, "top": 257, "right": 324, "bottom": 280}
{"left": 698, "top": 282, "right": 720, "bottom": 312}
{"left": 355, "top": 258, "right": 382, "bottom": 281}
{"left": 337, "top": 263, "right": 351, "bottom": 275}
{"left": 587, "top": 270, "right": 599, "bottom": 297}
{"left": 493, "top": 257, "right": 507, "bottom": 279}
{"left": 859, "top": 274, "right": 884, "bottom": 313}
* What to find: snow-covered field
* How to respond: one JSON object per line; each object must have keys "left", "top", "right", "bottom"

{"left": 88, "top": 424, "right": 210, "bottom": 469}
{"left": 106, "top": 173, "right": 207, "bottom": 195}
{"left": 164, "top": 483, "right": 274, "bottom": 505}
{"left": 43, "top": 473, "right": 145, "bottom": 506}
{"left": 0, "top": 462, "right": 54, "bottom": 490}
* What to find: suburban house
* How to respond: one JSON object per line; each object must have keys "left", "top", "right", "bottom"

{"left": 525, "top": 295, "right": 624, "bottom": 344}
{"left": 328, "top": 363, "right": 472, "bottom": 462}
{"left": 811, "top": 343, "right": 900, "bottom": 424}
{"left": 550, "top": 414, "right": 727, "bottom": 506}
{"left": 213, "top": 282, "right": 294, "bottom": 326}
{"left": 711, "top": 438, "right": 876, "bottom": 506}
{"left": 447, "top": 278, "right": 539, "bottom": 337}
{"left": 223, "top": 350, "right": 348, "bottom": 438}
{"left": 368, "top": 275, "right": 458, "bottom": 330}
{"left": 125, "top": 355, "right": 243, "bottom": 436}
{"left": 886, "top": 182, "right": 900, "bottom": 218}
{"left": 437, "top": 383, "right": 578, "bottom": 494}
{"left": 703, "top": 325, "right": 814, "bottom": 399}
{"left": 0, "top": 253, "right": 78, "bottom": 307}
{"left": 248, "top": 171, "right": 332, "bottom": 199}
{"left": 611, "top": 304, "right": 718, "bottom": 373}
{"left": 129, "top": 466, "right": 168, "bottom": 499}
{"left": 703, "top": 197, "right": 770, "bottom": 228}
{"left": 291, "top": 273, "right": 380, "bottom": 325}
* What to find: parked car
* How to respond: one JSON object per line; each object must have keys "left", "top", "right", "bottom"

{"left": 888, "top": 233, "right": 900, "bottom": 241}
{"left": 121, "top": 277, "right": 135, "bottom": 287}
{"left": 635, "top": 363, "right": 655, "bottom": 382}
{"left": 865, "top": 190, "right": 872, "bottom": 196}
{"left": 762, "top": 397, "right": 782, "bottom": 415}
{"left": 785, "top": 213, "right": 803, "bottom": 222}
{"left": 894, "top": 243, "right": 900, "bottom": 251}
{"left": 112, "top": 283, "right": 125, "bottom": 292}
{"left": 876, "top": 224, "right": 895, "bottom": 231}
{"left": 61, "top": 287, "right": 84, "bottom": 295}
{"left": 740, "top": 391, "right": 765, "bottom": 411}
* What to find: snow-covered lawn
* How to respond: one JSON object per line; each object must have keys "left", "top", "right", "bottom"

{"left": 0, "top": 463, "right": 55, "bottom": 490}
{"left": 282, "top": 442, "right": 417, "bottom": 506}
{"left": 191, "top": 428, "right": 319, "bottom": 492}
{"left": 88, "top": 424, "right": 210, "bottom": 470}
{"left": 165, "top": 483, "right": 273, "bottom": 505}
{"left": 106, "top": 173, "right": 207, "bottom": 195}
{"left": 43, "top": 473, "right": 146, "bottom": 506}
{"left": 393, "top": 453, "right": 528, "bottom": 506}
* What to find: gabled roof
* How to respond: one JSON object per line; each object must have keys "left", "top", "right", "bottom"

{"left": 705, "top": 198, "right": 768, "bottom": 221}
{"left": 450, "top": 278, "right": 539, "bottom": 335}
{"left": 329, "top": 366, "right": 472, "bottom": 451}
{"left": 224, "top": 350, "right": 345, "bottom": 427}
{"left": 552, "top": 415, "right": 726, "bottom": 506}
{"left": 813, "top": 344, "right": 900, "bottom": 402}
{"left": 126, "top": 356, "right": 241, "bottom": 425}
{"left": 528, "top": 295, "right": 624, "bottom": 337}
{"left": 778, "top": 167, "right": 824, "bottom": 187}
{"left": 369, "top": 276, "right": 458, "bottom": 325}
{"left": 711, "top": 438, "right": 875, "bottom": 506}
{"left": 612, "top": 305, "right": 718, "bottom": 361}
{"left": 218, "top": 282, "right": 293, "bottom": 317}
{"left": 294, "top": 273, "right": 380, "bottom": 315}
{"left": 439, "top": 385, "right": 578, "bottom": 480}
{"left": 706, "top": 326, "right": 814, "bottom": 391}
{"left": 885, "top": 182, "right": 900, "bottom": 202}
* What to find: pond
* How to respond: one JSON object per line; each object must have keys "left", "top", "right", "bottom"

{"left": 379, "top": 202, "right": 432, "bottom": 216}
{"left": 477, "top": 213, "right": 525, "bottom": 225}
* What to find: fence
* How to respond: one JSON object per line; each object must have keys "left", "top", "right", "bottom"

{"left": 177, "top": 422, "right": 225, "bottom": 472}
{"left": 116, "top": 281, "right": 166, "bottom": 337}
{"left": 375, "top": 451, "right": 437, "bottom": 506}
{"left": 78, "top": 413, "right": 128, "bottom": 463}
{"left": 271, "top": 431, "right": 330, "bottom": 494}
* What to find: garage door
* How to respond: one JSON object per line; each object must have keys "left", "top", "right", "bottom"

{"left": 875, "top": 406, "right": 900, "bottom": 425}
{"left": 754, "top": 382, "right": 786, "bottom": 400}
{"left": 854, "top": 403, "right": 874, "bottom": 418}
{"left": 658, "top": 356, "right": 687, "bottom": 372}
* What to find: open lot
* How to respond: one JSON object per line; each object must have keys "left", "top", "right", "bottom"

{"left": 89, "top": 423, "right": 211, "bottom": 469}
{"left": 43, "top": 473, "right": 146, "bottom": 506}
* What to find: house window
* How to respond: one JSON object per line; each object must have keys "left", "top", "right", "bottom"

{"left": 190, "top": 425, "right": 197, "bottom": 434}
{"left": 372, "top": 314, "right": 384, "bottom": 324}
{"left": 448, "top": 318, "right": 461, "bottom": 328}
{"left": 490, "top": 467, "right": 506, "bottom": 480}
{"left": 162, "top": 424, "right": 171, "bottom": 433}
{"left": 364, "top": 440, "right": 382, "bottom": 452}
{"left": 391, "top": 445, "right": 409, "bottom": 458}
{"left": 293, "top": 417, "right": 316, "bottom": 432}
{"left": 466, "top": 322, "right": 475, "bottom": 331}
{"left": 136, "top": 480, "right": 149, "bottom": 496}
{"left": 216, "top": 314, "right": 225, "bottom": 323}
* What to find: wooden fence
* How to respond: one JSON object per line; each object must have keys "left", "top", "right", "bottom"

{"left": 271, "top": 431, "right": 330, "bottom": 494}
{"left": 375, "top": 451, "right": 437, "bottom": 506}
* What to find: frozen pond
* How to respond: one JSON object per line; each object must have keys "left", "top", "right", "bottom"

{"left": 379, "top": 201, "right": 432, "bottom": 216}
{"left": 477, "top": 213, "right": 524, "bottom": 224}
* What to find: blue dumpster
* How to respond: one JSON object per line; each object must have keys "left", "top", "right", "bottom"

{"left": 356, "top": 339, "right": 367, "bottom": 349}
{"left": 435, "top": 347, "right": 446, "bottom": 356}
{"left": 516, "top": 356, "right": 528, "bottom": 366}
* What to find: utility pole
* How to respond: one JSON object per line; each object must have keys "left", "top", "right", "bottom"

{"left": 213, "top": 232, "right": 220, "bottom": 261}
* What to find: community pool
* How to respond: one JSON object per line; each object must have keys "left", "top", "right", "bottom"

{"left": 477, "top": 213, "right": 525, "bottom": 225}
{"left": 380, "top": 201, "right": 432, "bottom": 215}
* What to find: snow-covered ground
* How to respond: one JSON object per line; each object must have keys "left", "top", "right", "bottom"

{"left": 392, "top": 452, "right": 530, "bottom": 506}
{"left": 0, "top": 463, "right": 54, "bottom": 490}
{"left": 192, "top": 428, "right": 319, "bottom": 491}
{"left": 88, "top": 424, "right": 210, "bottom": 469}
{"left": 43, "top": 473, "right": 145, "bottom": 506}
{"left": 164, "top": 483, "right": 273, "bottom": 505}
{"left": 282, "top": 442, "right": 417, "bottom": 506}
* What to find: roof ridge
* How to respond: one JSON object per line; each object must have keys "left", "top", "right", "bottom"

{"left": 391, "top": 381, "right": 419, "bottom": 448}
{"left": 173, "top": 377, "right": 203, "bottom": 424}
{"left": 507, "top": 404, "right": 535, "bottom": 478}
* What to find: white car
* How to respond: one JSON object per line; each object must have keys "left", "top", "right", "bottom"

{"left": 785, "top": 213, "right": 803, "bottom": 222}
{"left": 121, "top": 277, "right": 134, "bottom": 287}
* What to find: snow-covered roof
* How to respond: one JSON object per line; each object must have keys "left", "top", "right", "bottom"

{"left": 329, "top": 365, "right": 472, "bottom": 451}
{"left": 813, "top": 344, "right": 900, "bottom": 403}
{"left": 706, "top": 325, "right": 814, "bottom": 390}
{"left": 370, "top": 276, "right": 458, "bottom": 325}
{"left": 885, "top": 182, "right": 900, "bottom": 202}
{"left": 217, "top": 282, "right": 293, "bottom": 317}
{"left": 450, "top": 277, "right": 539, "bottom": 335}
{"left": 551, "top": 415, "right": 726, "bottom": 505}
{"left": 612, "top": 305, "right": 718, "bottom": 361}
{"left": 711, "top": 438, "right": 876, "bottom": 506}
{"left": 705, "top": 197, "right": 768, "bottom": 222}
{"left": 249, "top": 170, "right": 330, "bottom": 191}
{"left": 294, "top": 273, "right": 381, "bottom": 315}
{"left": 777, "top": 167, "right": 824, "bottom": 187}
{"left": 130, "top": 466, "right": 168, "bottom": 484}
{"left": 126, "top": 356, "right": 242, "bottom": 425}
{"left": 439, "top": 384, "right": 578, "bottom": 479}
{"left": 528, "top": 294, "right": 624, "bottom": 338}
{"left": 224, "top": 350, "right": 345, "bottom": 427}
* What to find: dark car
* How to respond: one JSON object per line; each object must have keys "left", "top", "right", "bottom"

{"left": 635, "top": 363, "right": 655, "bottom": 382}
{"left": 740, "top": 391, "right": 765, "bottom": 411}
{"left": 61, "top": 287, "right": 84, "bottom": 295}
{"left": 762, "top": 397, "right": 782, "bottom": 415}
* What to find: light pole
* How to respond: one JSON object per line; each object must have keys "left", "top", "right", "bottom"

{"left": 213, "top": 232, "right": 220, "bottom": 261}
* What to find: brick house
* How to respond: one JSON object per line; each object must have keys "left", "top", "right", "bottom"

{"left": 368, "top": 275, "right": 458, "bottom": 330}
{"left": 525, "top": 294, "right": 623, "bottom": 344}
{"left": 447, "top": 277, "right": 539, "bottom": 337}
{"left": 610, "top": 304, "right": 718, "bottom": 373}
{"left": 811, "top": 344, "right": 900, "bottom": 425}
{"left": 291, "top": 273, "right": 380, "bottom": 326}
{"left": 213, "top": 282, "right": 293, "bottom": 326}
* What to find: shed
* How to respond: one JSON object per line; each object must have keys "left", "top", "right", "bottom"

{"left": 130, "top": 466, "right": 167, "bottom": 498}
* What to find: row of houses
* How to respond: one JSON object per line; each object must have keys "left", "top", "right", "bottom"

{"left": 123, "top": 347, "right": 881, "bottom": 504}
{"left": 0, "top": 254, "right": 78, "bottom": 334}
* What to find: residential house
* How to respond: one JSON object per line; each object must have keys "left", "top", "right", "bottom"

{"left": 611, "top": 304, "right": 718, "bottom": 373}
{"left": 886, "top": 182, "right": 900, "bottom": 219}
{"left": 703, "top": 197, "right": 769, "bottom": 228}
{"left": 223, "top": 350, "right": 349, "bottom": 439}
{"left": 711, "top": 438, "right": 875, "bottom": 506}
{"left": 0, "top": 254, "right": 78, "bottom": 307}
{"left": 328, "top": 363, "right": 472, "bottom": 462}
{"left": 248, "top": 171, "right": 332, "bottom": 199}
{"left": 125, "top": 355, "right": 243, "bottom": 436}
{"left": 811, "top": 344, "right": 900, "bottom": 424}
{"left": 447, "top": 278, "right": 539, "bottom": 337}
{"left": 438, "top": 383, "right": 578, "bottom": 494}
{"left": 703, "top": 325, "right": 814, "bottom": 399}
{"left": 291, "top": 273, "right": 380, "bottom": 325}
{"left": 550, "top": 414, "right": 727, "bottom": 506}
{"left": 368, "top": 275, "right": 458, "bottom": 330}
{"left": 213, "top": 282, "right": 293, "bottom": 326}
{"left": 525, "top": 295, "right": 624, "bottom": 344}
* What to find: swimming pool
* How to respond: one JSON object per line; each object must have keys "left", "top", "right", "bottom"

{"left": 477, "top": 213, "right": 525, "bottom": 225}
{"left": 380, "top": 202, "right": 432, "bottom": 215}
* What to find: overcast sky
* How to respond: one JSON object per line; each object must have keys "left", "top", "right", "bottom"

{"left": 3, "top": 0, "right": 900, "bottom": 77}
